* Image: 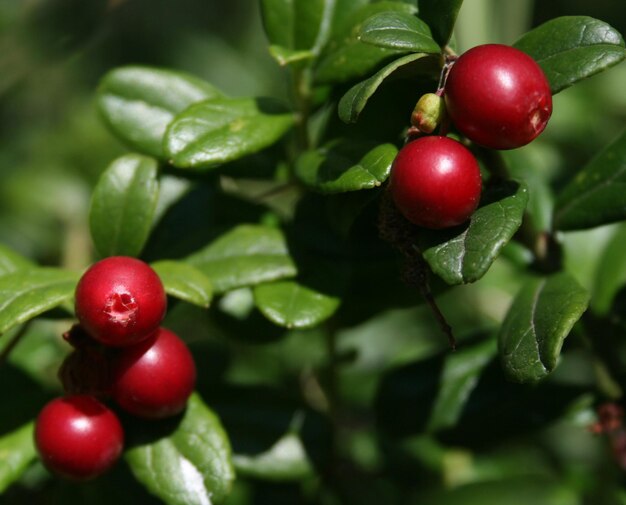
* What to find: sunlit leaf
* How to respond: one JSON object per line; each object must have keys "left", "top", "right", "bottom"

{"left": 514, "top": 16, "right": 626, "bottom": 94}
{"left": 187, "top": 225, "right": 296, "bottom": 294}
{"left": 164, "top": 97, "right": 294, "bottom": 169}
{"left": 0, "top": 268, "right": 78, "bottom": 335}
{"left": 315, "top": 1, "right": 418, "bottom": 83}
{"left": 89, "top": 154, "right": 159, "bottom": 258}
{"left": 359, "top": 11, "right": 439, "bottom": 53}
{"left": 254, "top": 280, "right": 341, "bottom": 329}
{"left": 126, "top": 393, "right": 234, "bottom": 505}
{"left": 295, "top": 141, "right": 397, "bottom": 193}
{"left": 152, "top": 260, "right": 213, "bottom": 308}
{"left": 98, "top": 66, "right": 222, "bottom": 157}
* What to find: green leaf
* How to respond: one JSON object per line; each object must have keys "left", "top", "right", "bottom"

{"left": 417, "top": 0, "right": 463, "bottom": 47}
{"left": 187, "top": 225, "right": 297, "bottom": 294}
{"left": 0, "top": 422, "right": 36, "bottom": 494}
{"left": 233, "top": 431, "right": 313, "bottom": 481}
{"left": 151, "top": 260, "right": 213, "bottom": 308}
{"left": 338, "top": 52, "right": 436, "bottom": 123}
{"left": 0, "top": 268, "right": 78, "bottom": 335}
{"left": 126, "top": 393, "right": 234, "bottom": 505}
{"left": 359, "top": 11, "right": 440, "bottom": 53}
{"left": 591, "top": 224, "right": 626, "bottom": 316}
{"left": 295, "top": 141, "right": 397, "bottom": 193}
{"left": 97, "top": 66, "right": 222, "bottom": 158}
{"left": 89, "top": 154, "right": 159, "bottom": 258}
{"left": 261, "top": 0, "right": 335, "bottom": 65}
{"left": 554, "top": 130, "right": 626, "bottom": 231}
{"left": 315, "top": 1, "right": 417, "bottom": 84}
{"left": 427, "top": 338, "right": 497, "bottom": 432}
{"left": 498, "top": 273, "right": 590, "bottom": 384}
{"left": 253, "top": 280, "right": 341, "bottom": 329}
{"left": 0, "top": 245, "right": 32, "bottom": 277}
{"left": 164, "top": 97, "right": 294, "bottom": 170}
{"left": 268, "top": 46, "right": 315, "bottom": 66}
{"left": 514, "top": 16, "right": 626, "bottom": 94}
{"left": 419, "top": 181, "right": 529, "bottom": 285}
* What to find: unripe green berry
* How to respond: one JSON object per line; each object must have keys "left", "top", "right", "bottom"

{"left": 411, "top": 93, "right": 446, "bottom": 134}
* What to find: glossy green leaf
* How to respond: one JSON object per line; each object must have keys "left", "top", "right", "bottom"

{"left": 359, "top": 12, "right": 440, "bottom": 53}
{"left": 592, "top": 224, "right": 626, "bottom": 315}
{"left": 295, "top": 141, "right": 397, "bottom": 193}
{"left": 514, "top": 16, "right": 626, "bottom": 94}
{"left": 164, "top": 97, "right": 294, "bottom": 170}
{"left": 417, "top": 0, "right": 463, "bottom": 47}
{"left": 0, "top": 245, "right": 32, "bottom": 277}
{"left": 233, "top": 432, "right": 313, "bottom": 481}
{"left": 126, "top": 393, "right": 234, "bottom": 505}
{"left": 427, "top": 338, "right": 497, "bottom": 432}
{"left": 315, "top": 1, "right": 417, "bottom": 84}
{"left": 97, "top": 66, "right": 222, "bottom": 157}
{"left": 338, "top": 52, "right": 435, "bottom": 123}
{"left": 0, "top": 422, "right": 36, "bottom": 494}
{"left": 151, "top": 260, "right": 213, "bottom": 308}
{"left": 554, "top": 130, "right": 626, "bottom": 231}
{"left": 253, "top": 280, "right": 340, "bottom": 329}
{"left": 499, "top": 273, "right": 589, "bottom": 384}
{"left": 187, "top": 225, "right": 296, "bottom": 294}
{"left": 89, "top": 154, "right": 159, "bottom": 258}
{"left": 0, "top": 268, "right": 78, "bottom": 335}
{"left": 419, "top": 181, "right": 529, "bottom": 285}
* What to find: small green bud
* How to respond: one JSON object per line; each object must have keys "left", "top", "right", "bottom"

{"left": 411, "top": 93, "right": 446, "bottom": 134}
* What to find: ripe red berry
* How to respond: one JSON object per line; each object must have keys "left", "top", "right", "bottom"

{"left": 111, "top": 327, "right": 196, "bottom": 419}
{"left": 389, "top": 136, "right": 482, "bottom": 228}
{"left": 75, "top": 256, "right": 166, "bottom": 347}
{"left": 34, "top": 395, "right": 124, "bottom": 480}
{"left": 444, "top": 44, "right": 552, "bottom": 150}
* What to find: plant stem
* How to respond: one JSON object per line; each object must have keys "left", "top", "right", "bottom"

{"left": 291, "top": 66, "right": 312, "bottom": 152}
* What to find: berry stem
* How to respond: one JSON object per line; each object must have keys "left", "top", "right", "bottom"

{"left": 378, "top": 190, "right": 456, "bottom": 349}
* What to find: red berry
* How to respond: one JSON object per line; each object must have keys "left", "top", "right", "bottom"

{"left": 34, "top": 395, "right": 124, "bottom": 480}
{"left": 75, "top": 256, "right": 166, "bottom": 347}
{"left": 444, "top": 44, "right": 552, "bottom": 150}
{"left": 111, "top": 327, "right": 196, "bottom": 419}
{"left": 389, "top": 136, "right": 482, "bottom": 228}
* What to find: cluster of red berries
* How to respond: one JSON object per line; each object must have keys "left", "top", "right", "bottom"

{"left": 390, "top": 44, "right": 552, "bottom": 229}
{"left": 34, "top": 256, "right": 196, "bottom": 480}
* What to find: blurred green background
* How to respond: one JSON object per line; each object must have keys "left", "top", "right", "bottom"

{"left": 1, "top": 1, "right": 626, "bottom": 504}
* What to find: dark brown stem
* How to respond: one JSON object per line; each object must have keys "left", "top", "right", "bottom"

{"left": 378, "top": 189, "right": 456, "bottom": 349}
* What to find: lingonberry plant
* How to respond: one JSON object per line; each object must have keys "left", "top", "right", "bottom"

{"left": 1, "top": 1, "right": 626, "bottom": 504}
